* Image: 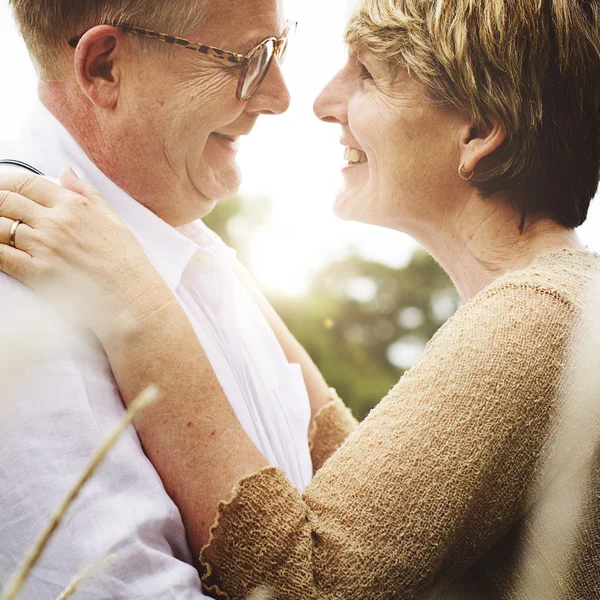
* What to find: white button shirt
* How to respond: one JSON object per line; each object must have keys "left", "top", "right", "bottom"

{"left": 0, "top": 103, "right": 313, "bottom": 599}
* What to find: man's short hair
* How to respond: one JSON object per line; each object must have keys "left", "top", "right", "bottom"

{"left": 10, "top": 0, "right": 209, "bottom": 80}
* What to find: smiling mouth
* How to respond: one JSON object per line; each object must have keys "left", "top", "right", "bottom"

{"left": 344, "top": 147, "right": 368, "bottom": 165}
{"left": 212, "top": 133, "right": 240, "bottom": 142}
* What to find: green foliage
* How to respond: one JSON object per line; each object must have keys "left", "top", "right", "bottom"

{"left": 204, "top": 197, "right": 459, "bottom": 420}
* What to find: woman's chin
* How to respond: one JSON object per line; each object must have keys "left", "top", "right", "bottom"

{"left": 336, "top": 162, "right": 373, "bottom": 211}
{"left": 333, "top": 190, "right": 365, "bottom": 222}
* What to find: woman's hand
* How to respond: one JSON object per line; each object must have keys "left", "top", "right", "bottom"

{"left": 0, "top": 169, "right": 178, "bottom": 344}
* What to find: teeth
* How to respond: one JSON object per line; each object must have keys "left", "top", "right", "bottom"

{"left": 344, "top": 147, "right": 368, "bottom": 164}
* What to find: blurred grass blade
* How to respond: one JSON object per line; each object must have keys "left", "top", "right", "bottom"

{"left": 55, "top": 554, "right": 117, "bottom": 600}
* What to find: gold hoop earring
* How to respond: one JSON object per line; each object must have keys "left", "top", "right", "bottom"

{"left": 458, "top": 163, "right": 475, "bottom": 181}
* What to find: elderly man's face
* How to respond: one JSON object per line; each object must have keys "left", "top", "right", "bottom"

{"left": 118, "top": 0, "right": 290, "bottom": 225}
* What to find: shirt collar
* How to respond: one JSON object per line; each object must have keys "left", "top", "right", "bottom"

{"left": 17, "top": 101, "right": 235, "bottom": 290}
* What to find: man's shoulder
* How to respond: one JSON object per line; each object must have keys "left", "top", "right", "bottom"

{"left": 0, "top": 270, "right": 38, "bottom": 303}
{"left": 0, "top": 137, "right": 51, "bottom": 176}
{"left": 0, "top": 271, "right": 61, "bottom": 336}
{"left": 0, "top": 272, "right": 97, "bottom": 359}
{"left": 0, "top": 137, "right": 23, "bottom": 157}
{"left": 0, "top": 141, "right": 22, "bottom": 173}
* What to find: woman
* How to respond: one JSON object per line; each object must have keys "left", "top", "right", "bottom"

{"left": 0, "top": 0, "right": 599, "bottom": 597}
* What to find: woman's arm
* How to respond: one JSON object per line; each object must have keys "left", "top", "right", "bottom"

{"left": 200, "top": 285, "right": 574, "bottom": 599}
{"left": 0, "top": 172, "right": 355, "bottom": 555}
{"left": 0, "top": 172, "right": 267, "bottom": 557}
{"left": 103, "top": 291, "right": 268, "bottom": 558}
{"left": 0, "top": 173, "right": 573, "bottom": 598}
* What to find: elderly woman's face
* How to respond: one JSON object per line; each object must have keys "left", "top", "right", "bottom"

{"left": 314, "top": 47, "right": 464, "bottom": 234}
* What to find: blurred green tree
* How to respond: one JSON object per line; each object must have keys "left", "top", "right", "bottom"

{"left": 204, "top": 197, "right": 459, "bottom": 420}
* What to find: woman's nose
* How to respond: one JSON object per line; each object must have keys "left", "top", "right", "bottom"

{"left": 314, "top": 71, "right": 348, "bottom": 124}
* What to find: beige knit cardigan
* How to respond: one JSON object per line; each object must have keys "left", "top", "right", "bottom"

{"left": 200, "top": 249, "right": 600, "bottom": 600}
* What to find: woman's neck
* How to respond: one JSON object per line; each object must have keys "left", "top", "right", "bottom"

{"left": 416, "top": 193, "right": 584, "bottom": 303}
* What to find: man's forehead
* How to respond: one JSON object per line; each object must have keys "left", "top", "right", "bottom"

{"left": 198, "top": 0, "right": 285, "bottom": 46}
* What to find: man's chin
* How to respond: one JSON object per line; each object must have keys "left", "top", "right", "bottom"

{"left": 192, "top": 175, "right": 242, "bottom": 215}
{"left": 195, "top": 198, "right": 219, "bottom": 219}
{"left": 198, "top": 169, "right": 242, "bottom": 201}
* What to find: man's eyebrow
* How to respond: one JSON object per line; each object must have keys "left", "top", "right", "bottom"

{"left": 241, "top": 24, "right": 287, "bottom": 49}
{"left": 244, "top": 35, "right": 270, "bottom": 48}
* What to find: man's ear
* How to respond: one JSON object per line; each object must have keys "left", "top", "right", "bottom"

{"left": 74, "top": 25, "right": 125, "bottom": 109}
{"left": 458, "top": 115, "right": 506, "bottom": 175}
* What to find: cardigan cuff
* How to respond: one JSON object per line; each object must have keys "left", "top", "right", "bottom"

{"left": 308, "top": 389, "right": 359, "bottom": 472}
{"left": 200, "top": 466, "right": 314, "bottom": 600}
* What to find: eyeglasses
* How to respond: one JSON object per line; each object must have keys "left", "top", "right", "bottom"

{"left": 68, "top": 20, "right": 297, "bottom": 102}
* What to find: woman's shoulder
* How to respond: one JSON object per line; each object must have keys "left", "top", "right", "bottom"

{"left": 420, "top": 249, "right": 600, "bottom": 371}
{"left": 454, "top": 248, "right": 599, "bottom": 327}
{"left": 485, "top": 248, "right": 600, "bottom": 310}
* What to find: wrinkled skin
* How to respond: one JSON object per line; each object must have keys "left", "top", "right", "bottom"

{"left": 313, "top": 50, "right": 470, "bottom": 237}
{"left": 41, "top": 0, "right": 291, "bottom": 226}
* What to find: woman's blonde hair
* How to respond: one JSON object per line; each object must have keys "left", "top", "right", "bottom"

{"left": 347, "top": 0, "right": 600, "bottom": 228}
{"left": 10, "top": 0, "right": 209, "bottom": 81}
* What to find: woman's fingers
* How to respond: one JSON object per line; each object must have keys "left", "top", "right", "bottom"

{"left": 0, "top": 217, "right": 35, "bottom": 253}
{"left": 0, "top": 189, "right": 47, "bottom": 226}
{"left": 0, "top": 242, "right": 34, "bottom": 286}
{"left": 60, "top": 169, "right": 107, "bottom": 206}
{"left": 0, "top": 173, "right": 69, "bottom": 208}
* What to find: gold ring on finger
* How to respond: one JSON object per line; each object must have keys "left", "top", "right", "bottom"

{"left": 9, "top": 220, "right": 22, "bottom": 249}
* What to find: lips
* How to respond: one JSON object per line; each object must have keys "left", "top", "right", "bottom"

{"left": 210, "top": 132, "right": 242, "bottom": 153}
{"left": 213, "top": 132, "right": 239, "bottom": 142}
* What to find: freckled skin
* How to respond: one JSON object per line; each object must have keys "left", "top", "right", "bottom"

{"left": 39, "top": 0, "right": 291, "bottom": 227}
{"left": 314, "top": 52, "right": 466, "bottom": 239}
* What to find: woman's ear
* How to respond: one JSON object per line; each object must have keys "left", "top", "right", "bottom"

{"left": 74, "top": 25, "right": 124, "bottom": 110}
{"left": 458, "top": 116, "right": 506, "bottom": 175}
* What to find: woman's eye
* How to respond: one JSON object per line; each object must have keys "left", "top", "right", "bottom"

{"left": 359, "top": 63, "right": 373, "bottom": 80}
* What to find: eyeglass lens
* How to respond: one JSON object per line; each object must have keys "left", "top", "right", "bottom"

{"left": 241, "top": 39, "right": 276, "bottom": 100}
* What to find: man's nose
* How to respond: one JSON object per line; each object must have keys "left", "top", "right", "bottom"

{"left": 314, "top": 70, "right": 348, "bottom": 124}
{"left": 246, "top": 61, "right": 291, "bottom": 116}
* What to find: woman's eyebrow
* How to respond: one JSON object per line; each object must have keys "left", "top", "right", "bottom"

{"left": 347, "top": 41, "right": 362, "bottom": 56}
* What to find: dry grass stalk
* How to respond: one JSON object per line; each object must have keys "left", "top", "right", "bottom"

{"left": 0, "top": 385, "right": 160, "bottom": 600}
{"left": 55, "top": 554, "right": 117, "bottom": 600}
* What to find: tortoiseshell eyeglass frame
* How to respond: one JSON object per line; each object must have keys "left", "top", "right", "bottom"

{"left": 68, "top": 20, "right": 297, "bottom": 101}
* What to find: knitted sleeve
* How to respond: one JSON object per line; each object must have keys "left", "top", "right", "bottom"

{"left": 200, "top": 284, "right": 573, "bottom": 600}
{"left": 308, "top": 389, "right": 359, "bottom": 472}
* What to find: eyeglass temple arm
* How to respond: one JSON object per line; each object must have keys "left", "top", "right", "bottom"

{"left": 67, "top": 27, "right": 245, "bottom": 66}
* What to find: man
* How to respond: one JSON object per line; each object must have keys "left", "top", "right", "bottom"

{"left": 0, "top": 0, "right": 332, "bottom": 597}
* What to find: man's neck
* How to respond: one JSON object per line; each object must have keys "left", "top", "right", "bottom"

{"left": 38, "top": 83, "right": 206, "bottom": 227}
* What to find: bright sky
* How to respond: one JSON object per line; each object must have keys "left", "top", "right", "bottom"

{"left": 1, "top": 0, "right": 598, "bottom": 297}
